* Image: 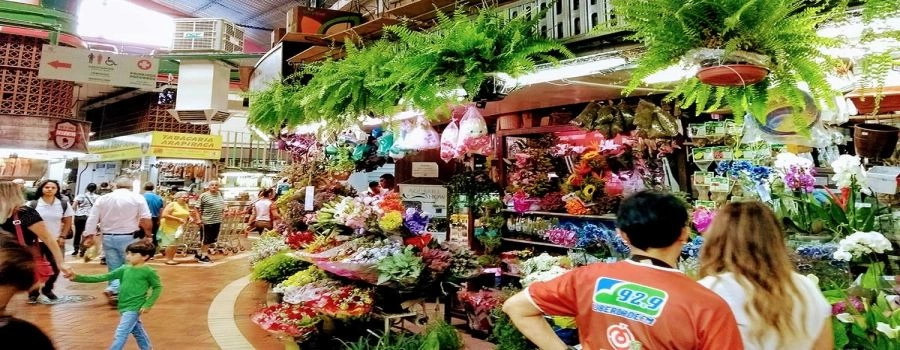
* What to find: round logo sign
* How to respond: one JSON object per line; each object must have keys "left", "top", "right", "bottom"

{"left": 606, "top": 323, "right": 637, "bottom": 350}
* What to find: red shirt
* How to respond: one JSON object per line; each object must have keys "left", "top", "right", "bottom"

{"left": 527, "top": 260, "right": 744, "bottom": 350}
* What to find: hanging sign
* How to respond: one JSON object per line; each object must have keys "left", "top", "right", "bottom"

{"left": 38, "top": 44, "right": 159, "bottom": 89}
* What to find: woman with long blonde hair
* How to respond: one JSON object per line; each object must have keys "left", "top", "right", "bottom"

{"left": 0, "top": 181, "right": 72, "bottom": 303}
{"left": 699, "top": 201, "right": 832, "bottom": 349}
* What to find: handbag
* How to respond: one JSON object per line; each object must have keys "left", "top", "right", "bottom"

{"left": 12, "top": 212, "right": 54, "bottom": 284}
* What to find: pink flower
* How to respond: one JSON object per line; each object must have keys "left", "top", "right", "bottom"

{"left": 692, "top": 208, "right": 716, "bottom": 233}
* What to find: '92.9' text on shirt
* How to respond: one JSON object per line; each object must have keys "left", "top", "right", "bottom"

{"left": 526, "top": 260, "right": 745, "bottom": 350}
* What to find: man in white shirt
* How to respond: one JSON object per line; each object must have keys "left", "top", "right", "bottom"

{"left": 83, "top": 176, "right": 152, "bottom": 300}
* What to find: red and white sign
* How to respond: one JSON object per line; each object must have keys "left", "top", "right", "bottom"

{"left": 38, "top": 44, "right": 159, "bottom": 89}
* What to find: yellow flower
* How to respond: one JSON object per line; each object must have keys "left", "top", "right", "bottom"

{"left": 582, "top": 184, "right": 596, "bottom": 199}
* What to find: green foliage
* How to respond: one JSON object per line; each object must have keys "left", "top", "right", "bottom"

{"left": 326, "top": 144, "right": 357, "bottom": 173}
{"left": 250, "top": 252, "right": 307, "bottom": 284}
{"left": 491, "top": 309, "right": 533, "bottom": 350}
{"left": 613, "top": 0, "right": 846, "bottom": 125}
{"left": 383, "top": 7, "right": 574, "bottom": 115}
{"left": 341, "top": 321, "right": 463, "bottom": 350}
{"left": 247, "top": 7, "right": 572, "bottom": 134}
{"left": 855, "top": 0, "right": 900, "bottom": 114}
{"left": 376, "top": 246, "right": 424, "bottom": 286}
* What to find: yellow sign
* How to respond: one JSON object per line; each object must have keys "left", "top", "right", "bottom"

{"left": 149, "top": 132, "right": 222, "bottom": 160}
{"left": 88, "top": 132, "right": 222, "bottom": 161}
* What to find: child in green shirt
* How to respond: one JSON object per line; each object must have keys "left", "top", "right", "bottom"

{"left": 68, "top": 240, "right": 162, "bottom": 350}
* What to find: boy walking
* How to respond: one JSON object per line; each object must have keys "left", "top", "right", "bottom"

{"left": 68, "top": 241, "right": 162, "bottom": 350}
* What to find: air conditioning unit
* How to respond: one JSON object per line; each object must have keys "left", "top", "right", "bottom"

{"left": 168, "top": 60, "right": 231, "bottom": 124}
{"left": 172, "top": 18, "right": 244, "bottom": 53}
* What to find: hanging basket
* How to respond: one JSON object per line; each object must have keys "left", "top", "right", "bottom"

{"left": 688, "top": 49, "right": 771, "bottom": 87}
{"left": 696, "top": 64, "right": 769, "bottom": 87}
{"left": 854, "top": 123, "right": 899, "bottom": 159}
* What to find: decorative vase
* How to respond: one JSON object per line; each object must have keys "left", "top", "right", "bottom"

{"left": 854, "top": 123, "right": 899, "bottom": 159}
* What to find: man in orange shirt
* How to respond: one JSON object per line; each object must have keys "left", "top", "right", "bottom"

{"left": 503, "top": 191, "right": 744, "bottom": 350}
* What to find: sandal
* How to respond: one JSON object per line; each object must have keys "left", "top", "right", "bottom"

{"left": 164, "top": 261, "right": 179, "bottom": 265}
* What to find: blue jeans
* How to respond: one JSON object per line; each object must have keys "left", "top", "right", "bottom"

{"left": 102, "top": 234, "right": 135, "bottom": 294}
{"left": 110, "top": 311, "right": 152, "bottom": 350}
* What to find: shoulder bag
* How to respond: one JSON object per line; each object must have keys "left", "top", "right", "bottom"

{"left": 12, "top": 212, "right": 54, "bottom": 284}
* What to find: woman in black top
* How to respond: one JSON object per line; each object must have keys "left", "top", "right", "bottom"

{"left": 0, "top": 233, "right": 56, "bottom": 349}
{"left": 0, "top": 182, "right": 72, "bottom": 304}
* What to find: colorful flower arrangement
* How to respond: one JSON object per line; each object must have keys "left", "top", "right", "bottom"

{"left": 285, "top": 230, "right": 316, "bottom": 250}
{"left": 544, "top": 228, "right": 577, "bottom": 247}
{"left": 403, "top": 208, "right": 431, "bottom": 234}
{"left": 378, "top": 211, "right": 404, "bottom": 232}
{"left": 506, "top": 136, "right": 557, "bottom": 197}
{"left": 276, "top": 265, "right": 327, "bottom": 291}
{"left": 251, "top": 252, "right": 307, "bottom": 284}
{"left": 458, "top": 289, "right": 500, "bottom": 333}
{"left": 773, "top": 152, "right": 816, "bottom": 193}
{"left": 251, "top": 303, "right": 320, "bottom": 340}
{"left": 251, "top": 234, "right": 290, "bottom": 266}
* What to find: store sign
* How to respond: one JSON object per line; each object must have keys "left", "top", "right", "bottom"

{"left": 38, "top": 44, "right": 159, "bottom": 89}
{"left": 87, "top": 132, "right": 223, "bottom": 162}
{"left": 149, "top": 131, "right": 223, "bottom": 160}
{"left": 411, "top": 162, "right": 439, "bottom": 178}
{"left": 399, "top": 184, "right": 448, "bottom": 218}
{"left": 0, "top": 115, "right": 90, "bottom": 153}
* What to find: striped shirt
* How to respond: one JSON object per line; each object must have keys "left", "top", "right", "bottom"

{"left": 196, "top": 191, "right": 225, "bottom": 224}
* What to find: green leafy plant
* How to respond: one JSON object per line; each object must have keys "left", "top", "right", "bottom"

{"left": 376, "top": 246, "right": 424, "bottom": 287}
{"left": 341, "top": 320, "right": 462, "bottom": 350}
{"left": 614, "top": 0, "right": 846, "bottom": 124}
{"left": 491, "top": 309, "right": 533, "bottom": 350}
{"left": 326, "top": 145, "right": 357, "bottom": 174}
{"left": 382, "top": 7, "right": 574, "bottom": 115}
{"left": 251, "top": 252, "right": 307, "bottom": 284}
{"left": 854, "top": 0, "right": 900, "bottom": 114}
{"left": 247, "top": 79, "right": 302, "bottom": 133}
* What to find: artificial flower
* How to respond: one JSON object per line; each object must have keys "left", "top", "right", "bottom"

{"left": 403, "top": 208, "right": 431, "bottom": 234}
{"left": 565, "top": 199, "right": 590, "bottom": 215}
{"left": 691, "top": 208, "right": 715, "bottom": 233}
{"left": 582, "top": 184, "right": 597, "bottom": 200}
{"left": 544, "top": 228, "right": 577, "bottom": 247}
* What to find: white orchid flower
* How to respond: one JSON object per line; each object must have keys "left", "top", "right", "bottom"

{"left": 876, "top": 322, "right": 900, "bottom": 339}
{"left": 835, "top": 313, "right": 856, "bottom": 323}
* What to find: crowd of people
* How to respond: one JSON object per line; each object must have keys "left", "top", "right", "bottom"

{"left": 0, "top": 177, "right": 234, "bottom": 349}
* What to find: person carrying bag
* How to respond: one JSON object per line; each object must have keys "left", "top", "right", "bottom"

{"left": 12, "top": 212, "right": 54, "bottom": 286}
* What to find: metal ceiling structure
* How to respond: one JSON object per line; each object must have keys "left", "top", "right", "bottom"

{"left": 129, "top": 0, "right": 343, "bottom": 50}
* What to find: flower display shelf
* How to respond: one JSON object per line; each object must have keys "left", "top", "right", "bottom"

{"left": 501, "top": 209, "right": 616, "bottom": 221}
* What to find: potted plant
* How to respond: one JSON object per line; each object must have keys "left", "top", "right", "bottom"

{"left": 614, "top": 0, "right": 846, "bottom": 123}
{"left": 247, "top": 79, "right": 302, "bottom": 133}
{"left": 383, "top": 7, "right": 574, "bottom": 114}
{"left": 325, "top": 145, "right": 356, "bottom": 180}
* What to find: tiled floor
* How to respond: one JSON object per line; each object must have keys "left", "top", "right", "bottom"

{"left": 6, "top": 253, "right": 496, "bottom": 350}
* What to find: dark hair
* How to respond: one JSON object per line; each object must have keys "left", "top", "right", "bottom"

{"left": 368, "top": 181, "right": 379, "bottom": 189}
{"left": 260, "top": 188, "right": 274, "bottom": 198}
{"left": 0, "top": 233, "right": 36, "bottom": 291}
{"left": 100, "top": 182, "right": 109, "bottom": 188}
{"left": 616, "top": 191, "right": 688, "bottom": 250}
{"left": 143, "top": 182, "right": 155, "bottom": 191}
{"left": 126, "top": 241, "right": 156, "bottom": 260}
{"left": 36, "top": 180, "right": 63, "bottom": 201}
{"left": 86, "top": 183, "right": 97, "bottom": 192}
{"left": 379, "top": 174, "right": 394, "bottom": 182}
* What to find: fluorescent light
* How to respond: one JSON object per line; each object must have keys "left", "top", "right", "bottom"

{"left": 516, "top": 55, "right": 628, "bottom": 86}
{"left": 643, "top": 64, "right": 699, "bottom": 84}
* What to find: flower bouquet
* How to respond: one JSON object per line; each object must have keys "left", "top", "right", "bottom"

{"left": 447, "top": 243, "right": 483, "bottom": 281}
{"left": 315, "top": 196, "right": 374, "bottom": 230}
{"left": 275, "top": 265, "right": 327, "bottom": 292}
{"left": 421, "top": 246, "right": 453, "bottom": 280}
{"left": 251, "top": 252, "right": 307, "bottom": 284}
{"left": 403, "top": 208, "right": 431, "bottom": 235}
{"left": 544, "top": 227, "right": 577, "bottom": 248}
{"left": 251, "top": 234, "right": 289, "bottom": 266}
{"left": 376, "top": 246, "right": 424, "bottom": 288}
{"left": 251, "top": 303, "right": 320, "bottom": 340}
{"left": 314, "top": 285, "right": 375, "bottom": 320}
{"left": 285, "top": 230, "right": 316, "bottom": 250}
{"left": 313, "top": 237, "right": 402, "bottom": 284}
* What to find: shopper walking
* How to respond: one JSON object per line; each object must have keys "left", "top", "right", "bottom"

{"left": 141, "top": 182, "right": 165, "bottom": 252}
{"left": 158, "top": 191, "right": 191, "bottom": 265}
{"left": 698, "top": 202, "right": 832, "bottom": 350}
{"left": 193, "top": 181, "right": 225, "bottom": 263}
{"left": 83, "top": 177, "right": 152, "bottom": 303}
{"left": 249, "top": 188, "right": 280, "bottom": 233}
{"left": 72, "top": 183, "right": 100, "bottom": 257}
{"left": 502, "top": 191, "right": 743, "bottom": 350}
{"left": 26, "top": 180, "right": 74, "bottom": 301}
{"left": 0, "top": 182, "right": 72, "bottom": 303}
{"left": 0, "top": 234, "right": 56, "bottom": 349}
{"left": 67, "top": 240, "right": 161, "bottom": 350}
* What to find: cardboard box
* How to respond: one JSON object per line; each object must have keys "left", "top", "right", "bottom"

{"left": 867, "top": 166, "right": 900, "bottom": 194}
{"left": 271, "top": 27, "right": 286, "bottom": 47}
{"left": 285, "top": 7, "right": 363, "bottom": 35}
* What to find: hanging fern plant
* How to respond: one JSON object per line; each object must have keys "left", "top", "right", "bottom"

{"left": 247, "top": 79, "right": 302, "bottom": 133}
{"left": 383, "top": 7, "right": 574, "bottom": 115}
{"left": 613, "top": 0, "right": 847, "bottom": 124}
{"left": 853, "top": 0, "right": 900, "bottom": 114}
